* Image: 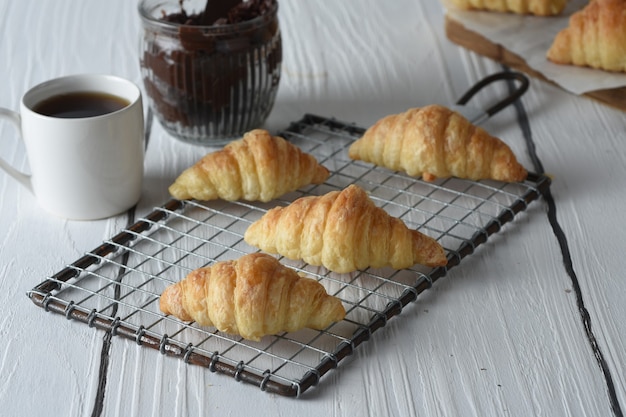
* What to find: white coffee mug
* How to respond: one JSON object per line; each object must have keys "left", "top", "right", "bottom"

{"left": 0, "top": 74, "right": 144, "bottom": 220}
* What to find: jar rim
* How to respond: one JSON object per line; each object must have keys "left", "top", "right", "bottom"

{"left": 138, "top": 0, "right": 278, "bottom": 32}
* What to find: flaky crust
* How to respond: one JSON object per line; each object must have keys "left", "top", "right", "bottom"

{"left": 348, "top": 105, "right": 527, "bottom": 183}
{"left": 244, "top": 185, "right": 447, "bottom": 273}
{"left": 169, "top": 129, "right": 330, "bottom": 202}
{"left": 547, "top": 0, "right": 626, "bottom": 73}
{"left": 159, "top": 253, "right": 345, "bottom": 341}
{"left": 449, "top": 0, "right": 568, "bottom": 15}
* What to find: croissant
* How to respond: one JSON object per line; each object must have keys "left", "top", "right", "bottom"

{"left": 348, "top": 105, "right": 527, "bottom": 183}
{"left": 244, "top": 185, "right": 447, "bottom": 273}
{"left": 547, "top": 0, "right": 626, "bottom": 73}
{"left": 169, "top": 129, "right": 330, "bottom": 202}
{"left": 159, "top": 253, "right": 345, "bottom": 341}
{"left": 448, "top": 0, "right": 568, "bottom": 15}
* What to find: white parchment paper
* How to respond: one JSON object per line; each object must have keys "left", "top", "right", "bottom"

{"left": 444, "top": 0, "right": 626, "bottom": 94}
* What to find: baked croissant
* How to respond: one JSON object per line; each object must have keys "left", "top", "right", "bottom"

{"left": 169, "top": 129, "right": 330, "bottom": 202}
{"left": 244, "top": 184, "right": 447, "bottom": 273}
{"left": 348, "top": 105, "right": 527, "bottom": 183}
{"left": 547, "top": 0, "right": 626, "bottom": 73}
{"left": 448, "top": 0, "right": 568, "bottom": 15}
{"left": 159, "top": 253, "right": 345, "bottom": 341}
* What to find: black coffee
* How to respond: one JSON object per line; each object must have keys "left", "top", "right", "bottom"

{"left": 33, "top": 91, "right": 130, "bottom": 118}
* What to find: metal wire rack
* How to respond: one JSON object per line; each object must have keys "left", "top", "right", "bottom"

{"left": 28, "top": 113, "right": 551, "bottom": 397}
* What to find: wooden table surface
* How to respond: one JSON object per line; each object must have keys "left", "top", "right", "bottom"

{"left": 0, "top": 1, "right": 624, "bottom": 416}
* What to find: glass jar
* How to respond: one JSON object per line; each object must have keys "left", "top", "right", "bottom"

{"left": 138, "top": 0, "right": 282, "bottom": 145}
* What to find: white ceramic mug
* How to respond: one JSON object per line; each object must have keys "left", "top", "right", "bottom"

{"left": 0, "top": 74, "right": 144, "bottom": 220}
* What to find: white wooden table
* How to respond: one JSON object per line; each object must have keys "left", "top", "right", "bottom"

{"left": 0, "top": 1, "right": 624, "bottom": 416}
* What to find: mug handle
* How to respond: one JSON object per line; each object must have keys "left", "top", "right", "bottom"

{"left": 0, "top": 108, "right": 33, "bottom": 192}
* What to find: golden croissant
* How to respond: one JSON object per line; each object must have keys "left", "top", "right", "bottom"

{"left": 244, "top": 185, "right": 447, "bottom": 273}
{"left": 547, "top": 0, "right": 626, "bottom": 73}
{"left": 169, "top": 129, "right": 330, "bottom": 202}
{"left": 159, "top": 253, "right": 345, "bottom": 341}
{"left": 348, "top": 105, "right": 527, "bottom": 183}
{"left": 448, "top": 0, "right": 568, "bottom": 15}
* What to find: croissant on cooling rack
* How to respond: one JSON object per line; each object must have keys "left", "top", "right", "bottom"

{"left": 547, "top": 0, "right": 626, "bottom": 73}
{"left": 159, "top": 253, "right": 345, "bottom": 341}
{"left": 348, "top": 105, "right": 528, "bottom": 183}
{"left": 168, "top": 129, "right": 330, "bottom": 202}
{"left": 244, "top": 184, "right": 447, "bottom": 273}
{"left": 448, "top": 0, "right": 568, "bottom": 15}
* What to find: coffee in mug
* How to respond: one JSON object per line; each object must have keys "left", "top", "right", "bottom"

{"left": 0, "top": 74, "right": 145, "bottom": 220}
{"left": 32, "top": 91, "right": 131, "bottom": 119}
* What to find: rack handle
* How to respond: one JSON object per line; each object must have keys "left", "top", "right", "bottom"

{"left": 455, "top": 71, "right": 529, "bottom": 119}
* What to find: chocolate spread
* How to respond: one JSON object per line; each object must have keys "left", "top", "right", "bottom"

{"left": 162, "top": 0, "right": 275, "bottom": 26}
{"left": 140, "top": 0, "right": 281, "bottom": 141}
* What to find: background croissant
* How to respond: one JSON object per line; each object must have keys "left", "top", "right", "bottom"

{"left": 159, "top": 253, "right": 346, "bottom": 341}
{"left": 348, "top": 105, "right": 527, "bottom": 183}
{"left": 547, "top": 0, "right": 626, "bottom": 73}
{"left": 169, "top": 129, "right": 330, "bottom": 202}
{"left": 448, "top": 0, "right": 568, "bottom": 15}
{"left": 244, "top": 184, "right": 447, "bottom": 273}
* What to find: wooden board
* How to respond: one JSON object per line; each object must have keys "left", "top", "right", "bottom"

{"left": 445, "top": 15, "right": 626, "bottom": 112}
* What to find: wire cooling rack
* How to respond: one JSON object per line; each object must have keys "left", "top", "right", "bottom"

{"left": 28, "top": 113, "right": 551, "bottom": 397}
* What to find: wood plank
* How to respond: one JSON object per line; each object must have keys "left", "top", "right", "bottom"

{"left": 445, "top": 15, "right": 626, "bottom": 112}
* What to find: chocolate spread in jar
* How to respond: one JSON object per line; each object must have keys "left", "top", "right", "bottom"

{"left": 140, "top": 0, "right": 281, "bottom": 143}
{"left": 162, "top": 0, "right": 274, "bottom": 26}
